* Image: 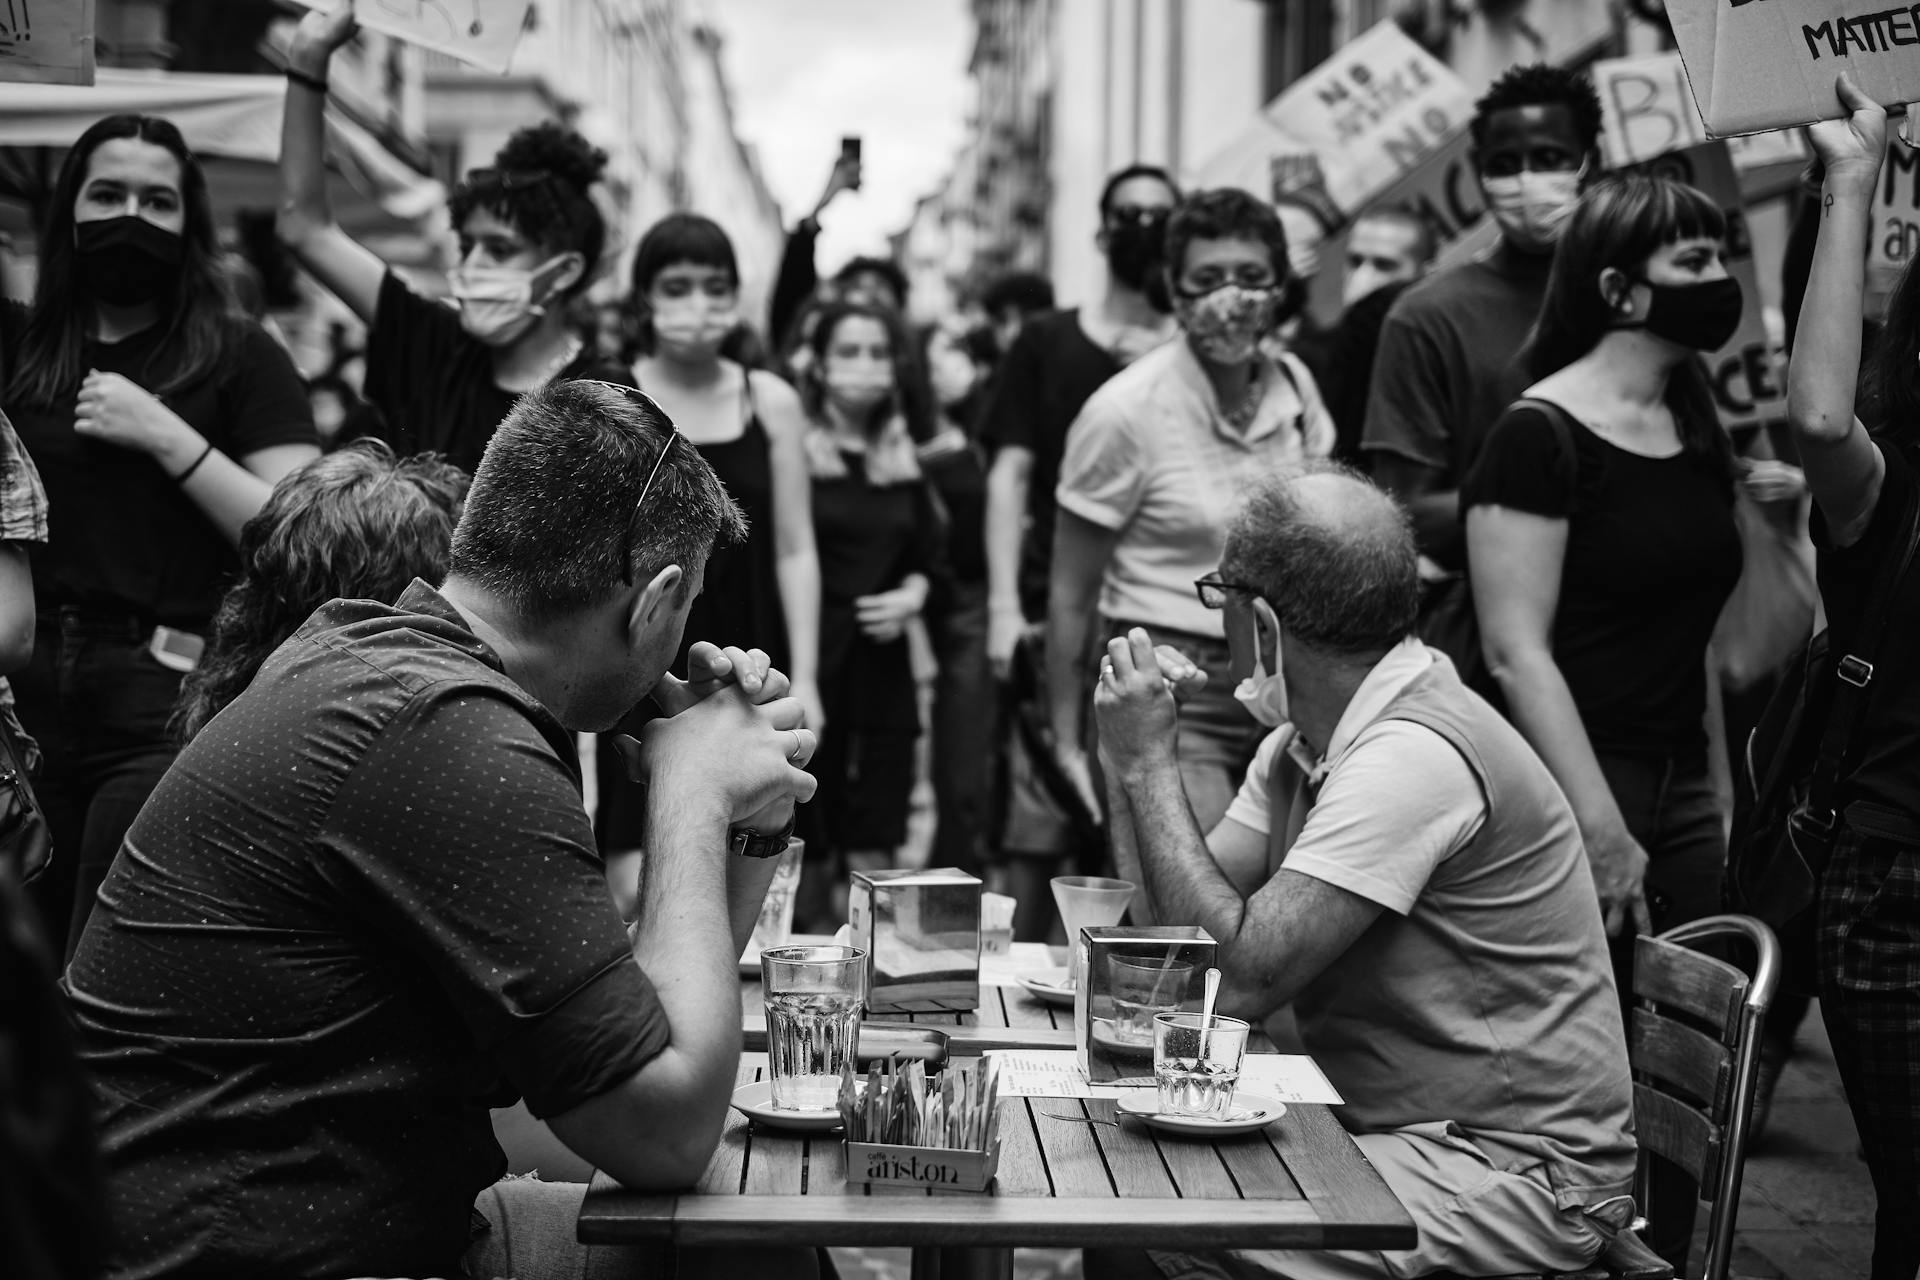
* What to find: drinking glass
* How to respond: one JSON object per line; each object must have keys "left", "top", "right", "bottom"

{"left": 1153, "top": 1011, "right": 1250, "bottom": 1119}
{"left": 1108, "top": 954, "right": 1193, "bottom": 1046}
{"left": 743, "top": 839, "right": 806, "bottom": 961}
{"left": 1050, "top": 875, "right": 1134, "bottom": 988}
{"left": 761, "top": 943, "right": 865, "bottom": 1111}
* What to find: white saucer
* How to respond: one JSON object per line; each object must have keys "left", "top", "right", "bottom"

{"left": 1016, "top": 969, "right": 1076, "bottom": 1007}
{"left": 730, "top": 1080, "right": 844, "bottom": 1133}
{"left": 1115, "top": 1091, "right": 1286, "bottom": 1137}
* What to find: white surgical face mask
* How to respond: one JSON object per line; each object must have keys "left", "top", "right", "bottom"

{"left": 650, "top": 294, "right": 738, "bottom": 355}
{"left": 448, "top": 257, "right": 565, "bottom": 347}
{"left": 1481, "top": 165, "right": 1585, "bottom": 252}
{"left": 1232, "top": 601, "right": 1290, "bottom": 728}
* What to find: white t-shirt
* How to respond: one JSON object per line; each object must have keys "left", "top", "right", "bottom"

{"left": 1055, "top": 339, "right": 1333, "bottom": 638}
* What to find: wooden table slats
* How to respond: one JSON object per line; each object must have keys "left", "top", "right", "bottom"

{"left": 581, "top": 952, "right": 1416, "bottom": 1254}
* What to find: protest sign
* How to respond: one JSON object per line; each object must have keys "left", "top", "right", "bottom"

{"left": 1868, "top": 133, "right": 1920, "bottom": 283}
{"left": 1667, "top": 0, "right": 1920, "bottom": 138}
{"left": 1620, "top": 142, "right": 1787, "bottom": 436}
{"left": 1195, "top": 20, "right": 1475, "bottom": 223}
{"left": 0, "top": 0, "right": 94, "bottom": 86}
{"left": 1590, "top": 52, "right": 1807, "bottom": 178}
{"left": 301, "top": 0, "right": 531, "bottom": 75}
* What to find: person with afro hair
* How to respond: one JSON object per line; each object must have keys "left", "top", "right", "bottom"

{"left": 278, "top": 4, "right": 633, "bottom": 475}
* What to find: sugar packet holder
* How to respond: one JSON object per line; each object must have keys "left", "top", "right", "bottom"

{"left": 838, "top": 1057, "right": 1001, "bottom": 1191}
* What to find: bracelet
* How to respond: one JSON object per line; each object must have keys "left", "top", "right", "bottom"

{"left": 285, "top": 66, "right": 329, "bottom": 94}
{"left": 172, "top": 442, "right": 214, "bottom": 485}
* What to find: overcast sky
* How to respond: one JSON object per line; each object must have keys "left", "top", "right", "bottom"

{"left": 702, "top": 0, "right": 973, "bottom": 271}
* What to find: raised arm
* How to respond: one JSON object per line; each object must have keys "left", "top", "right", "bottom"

{"left": 1789, "top": 74, "right": 1891, "bottom": 546}
{"left": 277, "top": 4, "right": 388, "bottom": 324}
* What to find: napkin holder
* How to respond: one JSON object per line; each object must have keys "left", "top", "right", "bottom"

{"left": 843, "top": 1136, "right": 1001, "bottom": 1192}
{"left": 1075, "top": 926, "right": 1217, "bottom": 1084}
{"left": 849, "top": 867, "right": 983, "bottom": 1013}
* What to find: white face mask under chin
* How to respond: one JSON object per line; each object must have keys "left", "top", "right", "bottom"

{"left": 1482, "top": 166, "right": 1584, "bottom": 250}
{"left": 1232, "top": 611, "right": 1290, "bottom": 729}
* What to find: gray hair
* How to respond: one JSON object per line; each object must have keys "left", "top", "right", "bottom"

{"left": 449, "top": 379, "right": 747, "bottom": 624}
{"left": 1220, "top": 461, "right": 1419, "bottom": 657}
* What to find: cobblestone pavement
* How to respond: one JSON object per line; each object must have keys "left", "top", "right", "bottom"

{"left": 828, "top": 999, "right": 1873, "bottom": 1280}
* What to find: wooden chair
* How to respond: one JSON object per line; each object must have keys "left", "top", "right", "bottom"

{"left": 1626, "top": 914, "right": 1781, "bottom": 1280}
{"left": 1431, "top": 914, "right": 1780, "bottom": 1280}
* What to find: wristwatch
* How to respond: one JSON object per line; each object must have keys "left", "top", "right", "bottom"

{"left": 729, "top": 815, "right": 797, "bottom": 859}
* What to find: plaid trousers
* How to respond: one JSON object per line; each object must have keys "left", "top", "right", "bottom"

{"left": 1818, "top": 818, "right": 1920, "bottom": 1280}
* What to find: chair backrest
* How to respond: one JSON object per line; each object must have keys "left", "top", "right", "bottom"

{"left": 1629, "top": 915, "right": 1780, "bottom": 1280}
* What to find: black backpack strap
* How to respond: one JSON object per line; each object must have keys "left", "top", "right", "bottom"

{"left": 1804, "top": 446, "right": 1920, "bottom": 833}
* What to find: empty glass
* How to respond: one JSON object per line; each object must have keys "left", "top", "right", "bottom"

{"left": 1051, "top": 875, "right": 1135, "bottom": 988}
{"left": 762, "top": 943, "right": 865, "bottom": 1110}
{"left": 1153, "top": 1011, "right": 1250, "bottom": 1120}
{"left": 1108, "top": 954, "right": 1193, "bottom": 1046}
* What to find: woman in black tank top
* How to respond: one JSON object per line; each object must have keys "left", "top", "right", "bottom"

{"left": 594, "top": 215, "right": 823, "bottom": 856}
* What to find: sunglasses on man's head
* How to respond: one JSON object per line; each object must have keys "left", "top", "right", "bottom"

{"left": 463, "top": 167, "right": 555, "bottom": 193}
{"left": 575, "top": 380, "right": 681, "bottom": 586}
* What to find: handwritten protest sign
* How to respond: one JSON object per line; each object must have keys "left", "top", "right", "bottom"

{"left": 0, "top": 0, "right": 94, "bottom": 86}
{"left": 1195, "top": 20, "right": 1475, "bottom": 224}
{"left": 300, "top": 0, "right": 530, "bottom": 75}
{"left": 1590, "top": 52, "right": 1806, "bottom": 180}
{"left": 1667, "top": 0, "right": 1920, "bottom": 138}
{"left": 1868, "top": 135, "right": 1920, "bottom": 283}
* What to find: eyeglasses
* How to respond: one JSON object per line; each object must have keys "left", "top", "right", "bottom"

{"left": 1106, "top": 204, "right": 1171, "bottom": 227}
{"left": 462, "top": 166, "right": 556, "bottom": 193}
{"left": 577, "top": 380, "right": 680, "bottom": 586}
{"left": 1194, "top": 574, "right": 1260, "bottom": 610}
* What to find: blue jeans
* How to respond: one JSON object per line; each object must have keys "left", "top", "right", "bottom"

{"left": 16, "top": 610, "right": 183, "bottom": 959}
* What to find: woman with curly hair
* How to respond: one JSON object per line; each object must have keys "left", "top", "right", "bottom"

{"left": 173, "top": 442, "right": 467, "bottom": 744}
{"left": 277, "top": 6, "right": 630, "bottom": 474}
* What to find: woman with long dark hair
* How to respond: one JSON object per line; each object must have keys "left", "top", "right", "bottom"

{"left": 592, "top": 213, "right": 823, "bottom": 859}
{"left": 1463, "top": 173, "right": 1752, "bottom": 1268}
{"left": 277, "top": 7, "right": 629, "bottom": 475}
{"left": 796, "top": 301, "right": 944, "bottom": 924}
{"left": 173, "top": 442, "right": 467, "bottom": 744}
{"left": 7, "top": 113, "right": 319, "bottom": 955}
{"left": 1785, "top": 76, "right": 1920, "bottom": 1280}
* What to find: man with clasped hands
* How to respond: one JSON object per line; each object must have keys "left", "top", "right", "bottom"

{"left": 63, "top": 380, "right": 820, "bottom": 1279}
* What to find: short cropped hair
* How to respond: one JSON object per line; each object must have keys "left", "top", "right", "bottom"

{"left": 1469, "top": 63, "right": 1603, "bottom": 155}
{"left": 1166, "top": 188, "right": 1291, "bottom": 284}
{"left": 1352, "top": 204, "right": 1437, "bottom": 266}
{"left": 1098, "top": 163, "right": 1181, "bottom": 220}
{"left": 1220, "top": 462, "right": 1419, "bottom": 657}
{"left": 449, "top": 380, "right": 746, "bottom": 623}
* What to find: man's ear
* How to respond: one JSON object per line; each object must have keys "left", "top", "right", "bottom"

{"left": 1095, "top": 224, "right": 1110, "bottom": 255}
{"left": 1251, "top": 596, "right": 1283, "bottom": 671}
{"left": 626, "top": 563, "right": 683, "bottom": 647}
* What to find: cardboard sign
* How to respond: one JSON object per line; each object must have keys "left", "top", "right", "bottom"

{"left": 1195, "top": 20, "right": 1475, "bottom": 223}
{"left": 1619, "top": 142, "right": 1787, "bottom": 434}
{"left": 1591, "top": 52, "right": 1807, "bottom": 174}
{"left": 0, "top": 0, "right": 94, "bottom": 86}
{"left": 1868, "top": 133, "right": 1920, "bottom": 281}
{"left": 301, "top": 0, "right": 530, "bottom": 75}
{"left": 1667, "top": 0, "right": 1920, "bottom": 138}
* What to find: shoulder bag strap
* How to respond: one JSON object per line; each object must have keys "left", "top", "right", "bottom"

{"left": 1805, "top": 446, "right": 1920, "bottom": 831}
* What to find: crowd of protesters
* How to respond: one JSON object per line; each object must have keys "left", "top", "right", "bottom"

{"left": 1, "top": 5, "right": 1917, "bottom": 1274}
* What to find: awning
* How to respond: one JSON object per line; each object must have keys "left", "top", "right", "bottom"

{"left": 0, "top": 68, "right": 444, "bottom": 259}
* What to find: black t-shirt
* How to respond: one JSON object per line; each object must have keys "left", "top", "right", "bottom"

{"left": 1813, "top": 438, "right": 1920, "bottom": 823}
{"left": 363, "top": 271, "right": 632, "bottom": 475}
{"left": 978, "top": 309, "right": 1123, "bottom": 613}
{"left": 62, "top": 582, "right": 669, "bottom": 1278}
{"left": 1463, "top": 402, "right": 1743, "bottom": 755}
{"left": 1, "top": 307, "right": 315, "bottom": 627}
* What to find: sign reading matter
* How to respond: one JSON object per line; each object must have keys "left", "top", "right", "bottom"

{"left": 0, "top": 0, "right": 94, "bottom": 86}
{"left": 1667, "top": 0, "right": 1920, "bottom": 137}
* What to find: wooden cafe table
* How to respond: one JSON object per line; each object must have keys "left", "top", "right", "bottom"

{"left": 579, "top": 944, "right": 1416, "bottom": 1279}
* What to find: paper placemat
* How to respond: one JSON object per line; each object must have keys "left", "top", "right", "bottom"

{"left": 987, "top": 1049, "right": 1343, "bottom": 1105}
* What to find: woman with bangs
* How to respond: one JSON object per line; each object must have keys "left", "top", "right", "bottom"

{"left": 277, "top": 5, "right": 630, "bottom": 475}
{"left": 592, "top": 213, "right": 824, "bottom": 861}
{"left": 796, "top": 301, "right": 946, "bottom": 923}
{"left": 1464, "top": 173, "right": 1753, "bottom": 1267}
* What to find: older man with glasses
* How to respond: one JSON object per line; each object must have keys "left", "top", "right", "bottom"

{"left": 1085, "top": 463, "right": 1637, "bottom": 1280}
{"left": 63, "top": 380, "right": 820, "bottom": 1280}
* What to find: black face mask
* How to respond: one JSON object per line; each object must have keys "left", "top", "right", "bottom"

{"left": 75, "top": 215, "right": 185, "bottom": 307}
{"left": 1106, "top": 215, "right": 1169, "bottom": 296}
{"left": 1620, "top": 276, "right": 1744, "bottom": 352}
